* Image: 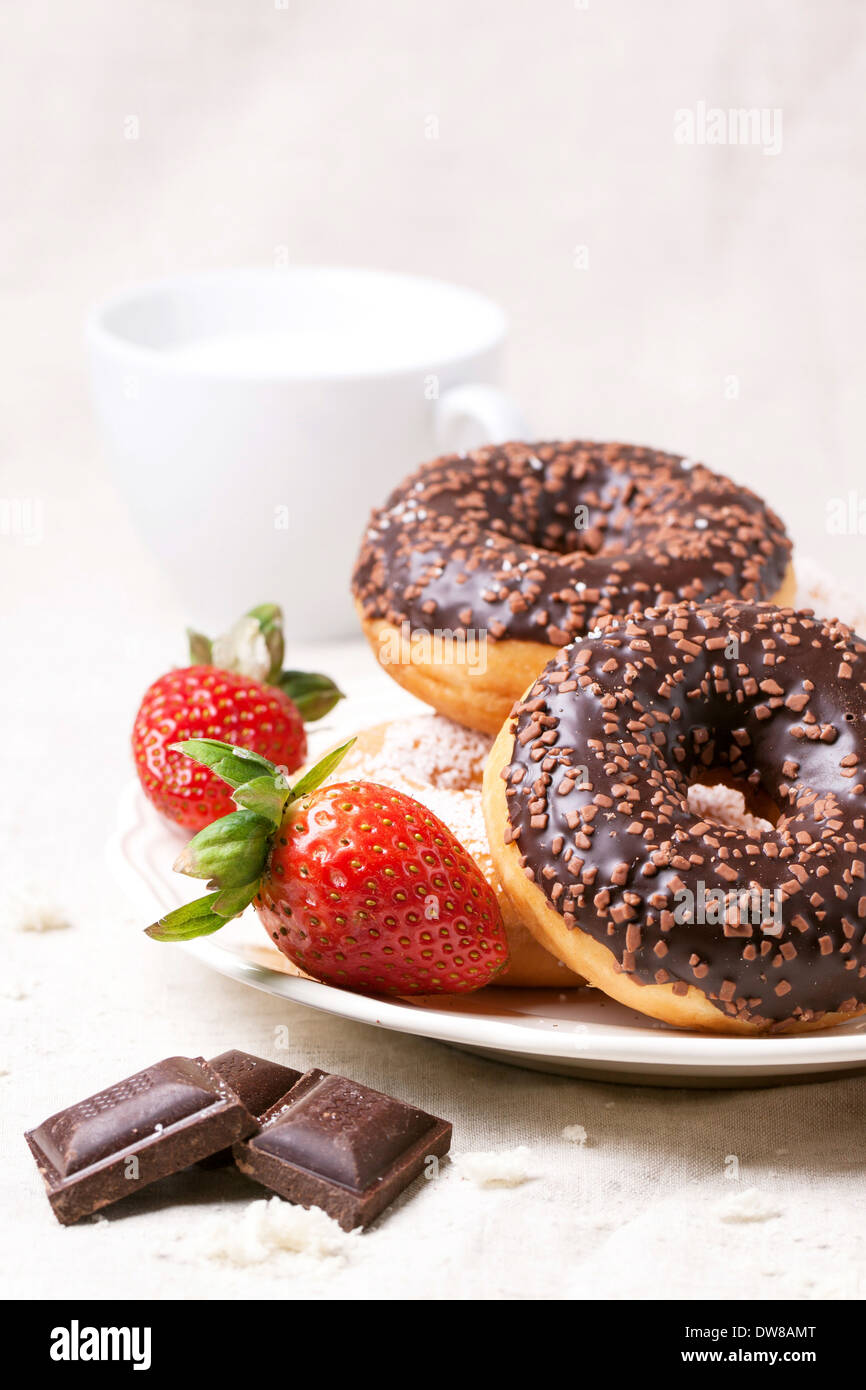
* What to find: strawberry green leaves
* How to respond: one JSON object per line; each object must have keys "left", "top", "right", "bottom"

{"left": 145, "top": 880, "right": 261, "bottom": 941}
{"left": 232, "top": 774, "right": 291, "bottom": 827}
{"left": 170, "top": 736, "right": 355, "bottom": 805}
{"left": 145, "top": 736, "right": 355, "bottom": 942}
{"left": 145, "top": 891, "right": 237, "bottom": 942}
{"left": 288, "top": 738, "right": 355, "bottom": 799}
{"left": 170, "top": 739, "right": 279, "bottom": 789}
{"left": 183, "top": 603, "right": 344, "bottom": 721}
{"left": 186, "top": 628, "right": 213, "bottom": 666}
{"left": 276, "top": 670, "right": 344, "bottom": 722}
{"left": 172, "top": 809, "right": 274, "bottom": 886}
{"left": 211, "top": 880, "right": 260, "bottom": 917}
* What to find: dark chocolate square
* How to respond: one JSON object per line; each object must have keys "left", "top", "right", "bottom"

{"left": 26, "top": 1056, "right": 256, "bottom": 1225}
{"left": 233, "top": 1071, "right": 452, "bottom": 1230}
{"left": 207, "top": 1051, "right": 303, "bottom": 1117}
{"left": 201, "top": 1051, "right": 303, "bottom": 1167}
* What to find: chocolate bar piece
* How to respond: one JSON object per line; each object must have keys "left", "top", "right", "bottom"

{"left": 209, "top": 1051, "right": 303, "bottom": 1116}
{"left": 25, "top": 1056, "right": 257, "bottom": 1225}
{"left": 200, "top": 1050, "right": 303, "bottom": 1168}
{"left": 233, "top": 1070, "right": 452, "bottom": 1230}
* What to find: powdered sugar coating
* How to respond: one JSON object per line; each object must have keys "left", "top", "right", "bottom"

{"left": 373, "top": 716, "right": 490, "bottom": 790}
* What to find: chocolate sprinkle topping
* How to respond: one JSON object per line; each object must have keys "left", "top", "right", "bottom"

{"left": 503, "top": 602, "right": 866, "bottom": 1026}
{"left": 353, "top": 442, "right": 791, "bottom": 646}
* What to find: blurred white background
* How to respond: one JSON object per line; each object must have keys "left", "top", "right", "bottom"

{"left": 2, "top": 0, "right": 865, "bottom": 594}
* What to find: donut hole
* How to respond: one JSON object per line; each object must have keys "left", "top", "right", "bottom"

{"left": 687, "top": 768, "right": 780, "bottom": 835}
{"left": 520, "top": 484, "right": 638, "bottom": 559}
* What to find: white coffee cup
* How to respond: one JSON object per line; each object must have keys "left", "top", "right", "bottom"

{"left": 86, "top": 266, "right": 528, "bottom": 639}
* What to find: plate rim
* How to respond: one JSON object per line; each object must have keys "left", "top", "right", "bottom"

{"left": 108, "top": 777, "right": 866, "bottom": 1076}
{"left": 180, "top": 933, "right": 866, "bottom": 1070}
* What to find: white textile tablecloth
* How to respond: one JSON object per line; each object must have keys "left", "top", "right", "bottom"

{"left": 2, "top": 480, "right": 865, "bottom": 1302}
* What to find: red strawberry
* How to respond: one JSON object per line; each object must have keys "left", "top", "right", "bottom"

{"left": 257, "top": 782, "right": 506, "bottom": 992}
{"left": 132, "top": 605, "right": 342, "bottom": 833}
{"left": 146, "top": 740, "right": 509, "bottom": 995}
{"left": 133, "top": 667, "right": 307, "bottom": 832}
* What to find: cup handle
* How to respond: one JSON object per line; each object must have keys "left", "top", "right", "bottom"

{"left": 434, "top": 383, "right": 530, "bottom": 452}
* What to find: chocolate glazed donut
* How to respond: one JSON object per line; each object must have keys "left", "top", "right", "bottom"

{"left": 482, "top": 602, "right": 866, "bottom": 1034}
{"left": 353, "top": 442, "right": 795, "bottom": 735}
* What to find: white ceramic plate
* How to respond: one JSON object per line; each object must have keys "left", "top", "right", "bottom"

{"left": 107, "top": 779, "right": 866, "bottom": 1090}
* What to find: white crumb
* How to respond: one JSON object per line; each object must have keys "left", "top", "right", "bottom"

{"left": 2, "top": 887, "right": 72, "bottom": 933}
{"left": 562, "top": 1124, "right": 588, "bottom": 1146}
{"left": 457, "top": 1145, "right": 535, "bottom": 1187}
{"left": 713, "top": 1187, "right": 782, "bottom": 1224}
{"left": 201, "top": 1197, "right": 354, "bottom": 1267}
{"left": 687, "top": 782, "right": 772, "bottom": 838}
